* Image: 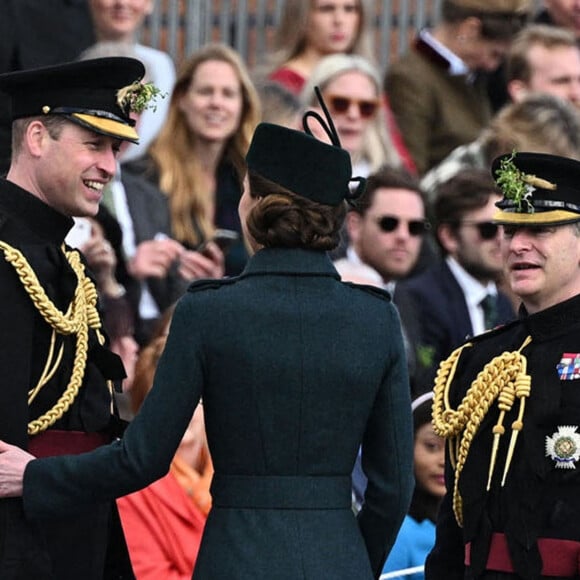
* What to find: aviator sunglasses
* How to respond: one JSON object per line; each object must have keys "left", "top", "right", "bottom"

{"left": 376, "top": 216, "right": 431, "bottom": 236}
{"left": 326, "top": 94, "right": 379, "bottom": 119}
{"left": 460, "top": 221, "right": 500, "bottom": 240}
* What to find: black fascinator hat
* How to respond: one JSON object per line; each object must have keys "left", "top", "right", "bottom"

{"left": 246, "top": 87, "right": 366, "bottom": 206}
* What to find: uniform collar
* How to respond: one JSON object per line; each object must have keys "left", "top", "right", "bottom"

{"left": 240, "top": 247, "right": 341, "bottom": 279}
{"left": 0, "top": 178, "right": 73, "bottom": 243}
{"left": 521, "top": 293, "right": 580, "bottom": 341}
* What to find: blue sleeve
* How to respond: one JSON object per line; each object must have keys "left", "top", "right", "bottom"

{"left": 382, "top": 516, "right": 413, "bottom": 573}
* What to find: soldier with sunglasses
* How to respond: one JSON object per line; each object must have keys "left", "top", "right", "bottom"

{"left": 399, "top": 168, "right": 516, "bottom": 385}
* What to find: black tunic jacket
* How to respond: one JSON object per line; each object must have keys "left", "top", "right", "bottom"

{"left": 426, "top": 294, "right": 580, "bottom": 580}
{"left": 0, "top": 178, "right": 127, "bottom": 579}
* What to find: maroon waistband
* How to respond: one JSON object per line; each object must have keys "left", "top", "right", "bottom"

{"left": 28, "top": 430, "right": 110, "bottom": 458}
{"left": 465, "top": 532, "right": 580, "bottom": 577}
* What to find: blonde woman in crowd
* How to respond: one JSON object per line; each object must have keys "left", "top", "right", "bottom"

{"left": 267, "top": 0, "right": 374, "bottom": 95}
{"left": 126, "top": 43, "right": 261, "bottom": 276}
{"left": 266, "top": 0, "right": 414, "bottom": 170}
{"left": 301, "top": 54, "right": 402, "bottom": 177}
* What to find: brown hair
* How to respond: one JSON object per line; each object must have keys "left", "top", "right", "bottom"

{"left": 506, "top": 24, "right": 578, "bottom": 84}
{"left": 434, "top": 168, "right": 501, "bottom": 253}
{"left": 441, "top": 0, "right": 529, "bottom": 41}
{"left": 270, "top": 0, "right": 374, "bottom": 68}
{"left": 483, "top": 93, "right": 580, "bottom": 162}
{"left": 435, "top": 168, "right": 500, "bottom": 225}
{"left": 246, "top": 171, "right": 346, "bottom": 250}
{"left": 353, "top": 165, "right": 426, "bottom": 215}
{"left": 11, "top": 116, "right": 68, "bottom": 156}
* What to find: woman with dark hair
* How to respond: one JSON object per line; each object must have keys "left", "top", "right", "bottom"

{"left": 381, "top": 391, "right": 445, "bottom": 580}
{"left": 0, "top": 99, "right": 413, "bottom": 580}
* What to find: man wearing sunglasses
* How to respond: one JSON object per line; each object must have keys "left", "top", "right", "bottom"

{"left": 399, "top": 168, "right": 516, "bottom": 383}
{"left": 334, "top": 166, "right": 429, "bottom": 287}
{"left": 426, "top": 152, "right": 580, "bottom": 578}
{"left": 334, "top": 165, "right": 430, "bottom": 513}
{"left": 333, "top": 165, "right": 431, "bottom": 389}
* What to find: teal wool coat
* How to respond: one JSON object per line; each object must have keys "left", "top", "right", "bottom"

{"left": 24, "top": 248, "right": 414, "bottom": 579}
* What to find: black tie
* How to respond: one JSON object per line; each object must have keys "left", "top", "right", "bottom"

{"left": 481, "top": 294, "right": 498, "bottom": 330}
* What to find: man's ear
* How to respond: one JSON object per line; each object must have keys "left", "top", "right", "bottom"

{"left": 507, "top": 79, "right": 528, "bottom": 103}
{"left": 25, "top": 120, "right": 49, "bottom": 158}
{"left": 345, "top": 210, "right": 363, "bottom": 245}
{"left": 437, "top": 223, "right": 459, "bottom": 255}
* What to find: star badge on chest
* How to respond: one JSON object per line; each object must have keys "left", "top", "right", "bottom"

{"left": 546, "top": 426, "right": 580, "bottom": 469}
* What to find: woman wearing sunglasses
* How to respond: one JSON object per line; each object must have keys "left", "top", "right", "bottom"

{"left": 301, "top": 53, "right": 404, "bottom": 178}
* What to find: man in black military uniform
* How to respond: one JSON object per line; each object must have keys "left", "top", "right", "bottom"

{"left": 426, "top": 151, "right": 580, "bottom": 579}
{"left": 0, "top": 57, "right": 154, "bottom": 579}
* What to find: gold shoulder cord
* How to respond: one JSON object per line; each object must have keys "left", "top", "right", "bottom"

{"left": 431, "top": 335, "right": 532, "bottom": 527}
{"left": 0, "top": 241, "right": 109, "bottom": 435}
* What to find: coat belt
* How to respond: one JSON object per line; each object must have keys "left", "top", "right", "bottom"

{"left": 210, "top": 474, "right": 352, "bottom": 509}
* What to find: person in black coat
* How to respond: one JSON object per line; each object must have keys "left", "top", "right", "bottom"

{"left": 426, "top": 152, "right": 580, "bottom": 579}
{"left": 0, "top": 94, "right": 415, "bottom": 579}
{"left": 0, "top": 56, "right": 157, "bottom": 579}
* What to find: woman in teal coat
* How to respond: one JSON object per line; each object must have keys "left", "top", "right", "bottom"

{"left": 0, "top": 97, "right": 414, "bottom": 580}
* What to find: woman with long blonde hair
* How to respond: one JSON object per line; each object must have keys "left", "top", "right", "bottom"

{"left": 127, "top": 43, "right": 261, "bottom": 275}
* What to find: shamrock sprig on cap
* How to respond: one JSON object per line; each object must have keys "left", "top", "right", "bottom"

{"left": 116, "top": 81, "right": 165, "bottom": 115}
{"left": 495, "top": 152, "right": 557, "bottom": 213}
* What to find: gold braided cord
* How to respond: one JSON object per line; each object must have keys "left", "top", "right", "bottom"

{"left": 28, "top": 330, "right": 64, "bottom": 405}
{"left": 0, "top": 241, "right": 104, "bottom": 435}
{"left": 432, "top": 335, "right": 532, "bottom": 527}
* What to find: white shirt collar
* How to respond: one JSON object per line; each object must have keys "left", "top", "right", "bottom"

{"left": 420, "top": 29, "right": 471, "bottom": 77}
{"left": 446, "top": 256, "right": 498, "bottom": 336}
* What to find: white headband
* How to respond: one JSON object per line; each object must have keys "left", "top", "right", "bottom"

{"left": 411, "top": 391, "right": 434, "bottom": 412}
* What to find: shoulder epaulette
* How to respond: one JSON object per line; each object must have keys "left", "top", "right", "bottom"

{"left": 187, "top": 276, "right": 240, "bottom": 294}
{"left": 342, "top": 281, "right": 392, "bottom": 302}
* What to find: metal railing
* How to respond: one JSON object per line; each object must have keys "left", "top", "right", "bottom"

{"left": 139, "top": 0, "right": 437, "bottom": 73}
{"left": 141, "top": 0, "right": 543, "bottom": 72}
